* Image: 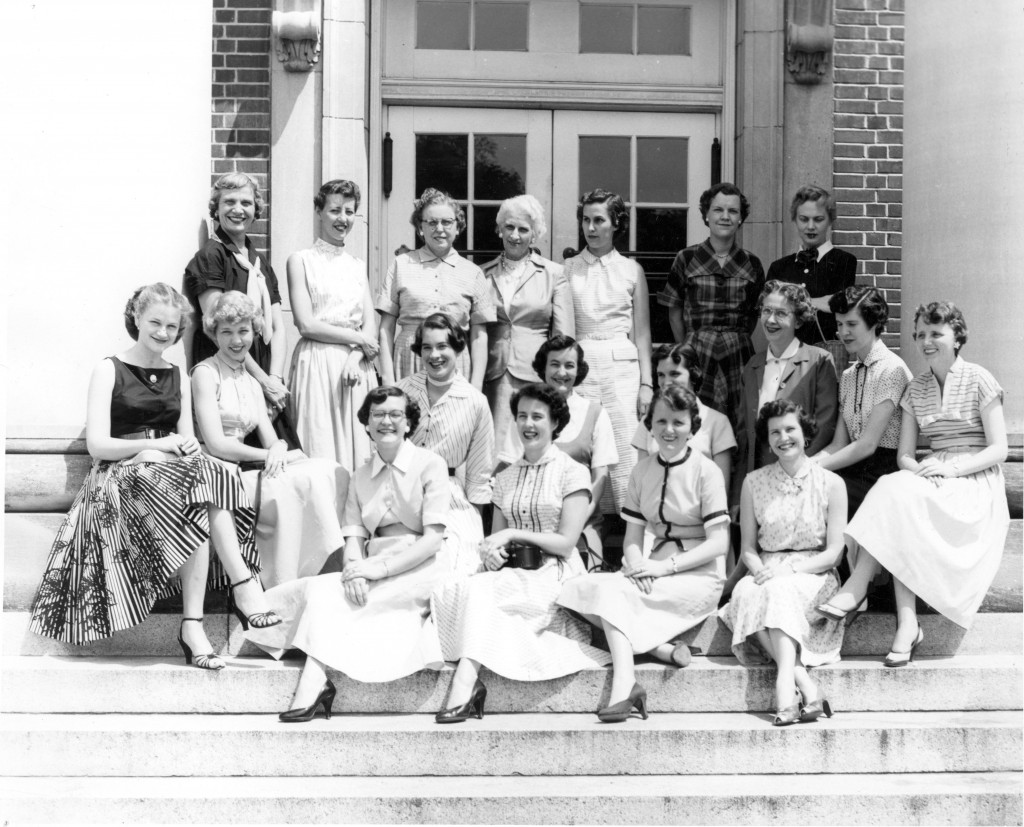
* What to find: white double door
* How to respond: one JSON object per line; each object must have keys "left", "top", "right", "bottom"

{"left": 382, "top": 106, "right": 716, "bottom": 267}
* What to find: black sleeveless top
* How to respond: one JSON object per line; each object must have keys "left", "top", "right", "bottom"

{"left": 108, "top": 356, "right": 180, "bottom": 437}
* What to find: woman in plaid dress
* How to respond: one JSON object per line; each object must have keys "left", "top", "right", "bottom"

{"left": 658, "top": 183, "right": 765, "bottom": 429}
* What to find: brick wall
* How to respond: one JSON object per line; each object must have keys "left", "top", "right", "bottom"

{"left": 212, "top": 0, "right": 273, "bottom": 255}
{"left": 832, "top": 0, "right": 904, "bottom": 347}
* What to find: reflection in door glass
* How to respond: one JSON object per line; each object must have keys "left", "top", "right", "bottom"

{"left": 474, "top": 135, "right": 526, "bottom": 200}
{"left": 472, "top": 204, "right": 502, "bottom": 259}
{"left": 637, "top": 208, "right": 687, "bottom": 344}
{"left": 579, "top": 137, "right": 630, "bottom": 197}
{"left": 637, "top": 137, "right": 688, "bottom": 204}
{"left": 416, "top": 134, "right": 468, "bottom": 199}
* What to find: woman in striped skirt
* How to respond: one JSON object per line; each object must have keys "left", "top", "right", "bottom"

{"left": 397, "top": 313, "right": 495, "bottom": 577}
{"left": 30, "top": 284, "right": 280, "bottom": 667}
{"left": 563, "top": 189, "right": 654, "bottom": 514}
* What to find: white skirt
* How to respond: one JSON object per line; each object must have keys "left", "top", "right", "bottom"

{"left": 241, "top": 458, "right": 349, "bottom": 588}
{"left": 245, "top": 536, "right": 449, "bottom": 682}
{"left": 845, "top": 449, "right": 1010, "bottom": 628}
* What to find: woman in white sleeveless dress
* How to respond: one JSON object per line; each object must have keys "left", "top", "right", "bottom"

{"left": 287, "top": 180, "right": 379, "bottom": 470}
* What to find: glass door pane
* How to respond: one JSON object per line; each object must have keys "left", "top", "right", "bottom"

{"left": 551, "top": 110, "right": 716, "bottom": 343}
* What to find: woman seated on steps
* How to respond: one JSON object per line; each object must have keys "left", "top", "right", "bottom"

{"left": 817, "top": 301, "right": 1009, "bottom": 666}
{"left": 245, "top": 386, "right": 453, "bottom": 722}
{"left": 719, "top": 399, "right": 848, "bottom": 726}
{"left": 191, "top": 290, "right": 350, "bottom": 588}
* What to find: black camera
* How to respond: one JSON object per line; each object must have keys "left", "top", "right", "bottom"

{"left": 503, "top": 541, "right": 543, "bottom": 570}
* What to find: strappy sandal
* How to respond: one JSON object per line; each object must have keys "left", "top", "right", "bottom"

{"left": 229, "top": 574, "right": 282, "bottom": 630}
{"left": 177, "top": 617, "right": 225, "bottom": 671}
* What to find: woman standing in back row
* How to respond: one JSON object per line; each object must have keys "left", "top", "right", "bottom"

{"left": 563, "top": 188, "right": 653, "bottom": 513}
{"left": 658, "top": 182, "right": 765, "bottom": 428}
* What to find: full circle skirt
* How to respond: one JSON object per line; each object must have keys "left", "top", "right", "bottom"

{"left": 30, "top": 453, "right": 258, "bottom": 645}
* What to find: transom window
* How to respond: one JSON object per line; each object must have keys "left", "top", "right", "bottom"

{"left": 416, "top": 1, "right": 530, "bottom": 51}
{"left": 579, "top": 3, "right": 692, "bottom": 55}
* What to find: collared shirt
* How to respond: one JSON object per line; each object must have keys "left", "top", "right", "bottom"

{"left": 901, "top": 357, "right": 1003, "bottom": 452}
{"left": 759, "top": 338, "right": 803, "bottom": 411}
{"left": 621, "top": 448, "right": 729, "bottom": 541}
{"left": 565, "top": 248, "right": 642, "bottom": 339}
{"left": 656, "top": 239, "right": 765, "bottom": 333}
{"left": 341, "top": 440, "right": 450, "bottom": 538}
{"left": 375, "top": 246, "right": 495, "bottom": 331}
{"left": 839, "top": 338, "right": 912, "bottom": 449}
{"left": 493, "top": 445, "right": 591, "bottom": 534}
{"left": 396, "top": 372, "right": 494, "bottom": 504}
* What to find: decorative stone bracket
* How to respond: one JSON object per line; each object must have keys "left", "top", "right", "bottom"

{"left": 786, "top": 0, "right": 834, "bottom": 84}
{"left": 272, "top": 10, "right": 321, "bottom": 72}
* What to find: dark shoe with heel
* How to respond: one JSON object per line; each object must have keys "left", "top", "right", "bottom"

{"left": 598, "top": 682, "right": 648, "bottom": 723}
{"left": 279, "top": 679, "right": 337, "bottom": 723}
{"left": 884, "top": 627, "right": 924, "bottom": 667}
{"left": 177, "top": 617, "right": 225, "bottom": 671}
{"left": 229, "top": 574, "right": 283, "bottom": 630}
{"left": 799, "top": 697, "right": 834, "bottom": 722}
{"left": 435, "top": 679, "right": 487, "bottom": 723}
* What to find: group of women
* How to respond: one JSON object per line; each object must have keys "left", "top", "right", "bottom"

{"left": 30, "top": 173, "right": 1010, "bottom": 728}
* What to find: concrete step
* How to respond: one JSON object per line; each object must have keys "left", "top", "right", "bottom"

{"left": 5, "top": 608, "right": 1022, "bottom": 659}
{"left": 0, "top": 773, "right": 1020, "bottom": 825}
{"left": 1, "top": 654, "right": 1020, "bottom": 715}
{"left": 8, "top": 513, "right": 1021, "bottom": 612}
{"left": 2, "top": 710, "right": 1020, "bottom": 777}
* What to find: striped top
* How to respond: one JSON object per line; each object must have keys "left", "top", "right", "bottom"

{"left": 840, "top": 339, "right": 911, "bottom": 450}
{"left": 375, "top": 246, "right": 495, "bottom": 331}
{"left": 564, "top": 248, "right": 642, "bottom": 340}
{"left": 901, "top": 358, "right": 1004, "bottom": 452}
{"left": 397, "top": 372, "right": 495, "bottom": 504}
{"left": 492, "top": 446, "right": 591, "bottom": 534}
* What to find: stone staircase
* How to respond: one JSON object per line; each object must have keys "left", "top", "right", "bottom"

{"left": 1, "top": 442, "right": 1021, "bottom": 824}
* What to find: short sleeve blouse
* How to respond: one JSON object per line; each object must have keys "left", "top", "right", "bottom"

{"left": 901, "top": 358, "right": 1003, "bottom": 452}
{"left": 564, "top": 248, "right": 640, "bottom": 339}
{"left": 375, "top": 247, "right": 495, "bottom": 330}
{"left": 839, "top": 339, "right": 912, "bottom": 449}
{"left": 622, "top": 448, "right": 729, "bottom": 541}
{"left": 341, "top": 441, "right": 450, "bottom": 539}
{"left": 492, "top": 446, "right": 591, "bottom": 534}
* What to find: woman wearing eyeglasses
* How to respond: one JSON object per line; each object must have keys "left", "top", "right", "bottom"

{"left": 733, "top": 281, "right": 838, "bottom": 503}
{"left": 376, "top": 188, "right": 496, "bottom": 391}
{"left": 245, "top": 386, "right": 453, "bottom": 722}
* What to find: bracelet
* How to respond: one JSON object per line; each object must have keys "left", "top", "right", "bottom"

{"left": 640, "top": 382, "right": 653, "bottom": 389}
{"left": 381, "top": 559, "right": 391, "bottom": 578}
{"left": 671, "top": 555, "right": 682, "bottom": 574}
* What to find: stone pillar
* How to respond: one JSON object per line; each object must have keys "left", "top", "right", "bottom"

{"left": 902, "top": 0, "right": 1024, "bottom": 435}
{"left": 322, "top": 0, "right": 369, "bottom": 260}
{"left": 734, "top": 0, "right": 786, "bottom": 267}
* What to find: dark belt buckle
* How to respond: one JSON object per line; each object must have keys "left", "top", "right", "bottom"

{"left": 504, "top": 541, "right": 542, "bottom": 570}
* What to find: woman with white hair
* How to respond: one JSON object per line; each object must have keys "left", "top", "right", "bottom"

{"left": 192, "top": 291, "right": 350, "bottom": 588}
{"left": 481, "top": 194, "right": 574, "bottom": 450}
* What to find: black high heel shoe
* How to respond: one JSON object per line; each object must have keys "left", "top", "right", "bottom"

{"left": 598, "top": 682, "right": 648, "bottom": 723}
{"left": 884, "top": 627, "right": 924, "bottom": 667}
{"left": 279, "top": 679, "right": 337, "bottom": 723}
{"left": 435, "top": 679, "right": 487, "bottom": 724}
{"left": 799, "top": 697, "right": 834, "bottom": 723}
{"left": 177, "top": 617, "right": 225, "bottom": 671}
{"left": 229, "top": 574, "right": 282, "bottom": 630}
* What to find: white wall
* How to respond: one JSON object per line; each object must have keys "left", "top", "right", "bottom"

{"left": 903, "top": 0, "right": 1024, "bottom": 435}
{"left": 4, "top": 0, "right": 213, "bottom": 439}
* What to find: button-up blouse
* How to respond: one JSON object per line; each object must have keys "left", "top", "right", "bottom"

{"left": 839, "top": 338, "right": 911, "bottom": 450}
{"left": 341, "top": 440, "right": 450, "bottom": 539}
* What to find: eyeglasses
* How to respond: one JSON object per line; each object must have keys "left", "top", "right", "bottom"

{"left": 760, "top": 307, "right": 793, "bottom": 321}
{"left": 370, "top": 410, "right": 407, "bottom": 422}
{"left": 422, "top": 219, "right": 456, "bottom": 229}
